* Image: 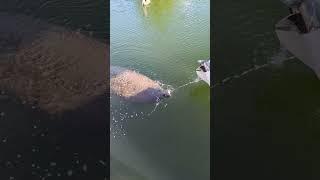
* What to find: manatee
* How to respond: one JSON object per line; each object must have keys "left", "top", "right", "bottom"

{"left": 0, "top": 13, "right": 108, "bottom": 114}
{"left": 110, "top": 66, "right": 171, "bottom": 103}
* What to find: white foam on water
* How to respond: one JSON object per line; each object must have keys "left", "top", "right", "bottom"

{"left": 110, "top": 95, "right": 163, "bottom": 138}
{"left": 148, "top": 101, "right": 160, "bottom": 116}
{"left": 213, "top": 49, "right": 296, "bottom": 87}
{"left": 173, "top": 77, "right": 200, "bottom": 92}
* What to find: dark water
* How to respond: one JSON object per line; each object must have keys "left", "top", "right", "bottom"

{"left": 214, "top": 1, "right": 320, "bottom": 179}
{"left": 0, "top": 1, "right": 109, "bottom": 179}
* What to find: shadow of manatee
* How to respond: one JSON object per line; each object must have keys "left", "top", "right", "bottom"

{"left": 0, "top": 12, "right": 109, "bottom": 114}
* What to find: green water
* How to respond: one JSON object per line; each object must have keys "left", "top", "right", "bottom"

{"left": 110, "top": 0, "right": 210, "bottom": 179}
{"left": 214, "top": 1, "right": 320, "bottom": 179}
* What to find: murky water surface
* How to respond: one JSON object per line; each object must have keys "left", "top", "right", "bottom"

{"left": 111, "top": 0, "right": 210, "bottom": 179}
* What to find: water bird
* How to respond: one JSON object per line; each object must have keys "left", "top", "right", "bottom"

{"left": 142, "top": 0, "right": 151, "bottom": 6}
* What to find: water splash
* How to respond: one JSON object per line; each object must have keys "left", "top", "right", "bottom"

{"left": 148, "top": 100, "right": 160, "bottom": 116}
{"left": 174, "top": 77, "right": 200, "bottom": 91}
{"left": 145, "top": 79, "right": 199, "bottom": 116}
{"left": 110, "top": 95, "right": 165, "bottom": 138}
{"left": 158, "top": 81, "right": 175, "bottom": 92}
{"left": 213, "top": 49, "right": 296, "bottom": 87}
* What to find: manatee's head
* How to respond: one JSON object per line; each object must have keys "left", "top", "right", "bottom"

{"left": 159, "top": 88, "right": 171, "bottom": 99}
{"left": 128, "top": 87, "right": 171, "bottom": 103}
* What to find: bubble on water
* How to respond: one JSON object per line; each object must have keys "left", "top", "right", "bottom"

{"left": 50, "top": 162, "right": 56, "bottom": 167}
{"left": 82, "top": 164, "right": 87, "bottom": 172}
{"left": 148, "top": 101, "right": 160, "bottom": 116}
{"left": 99, "top": 160, "right": 106, "bottom": 166}
{"left": 110, "top": 99, "right": 153, "bottom": 138}
{"left": 2, "top": 138, "right": 7, "bottom": 143}
{"left": 67, "top": 170, "right": 73, "bottom": 176}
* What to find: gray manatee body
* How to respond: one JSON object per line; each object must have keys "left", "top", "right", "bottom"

{"left": 110, "top": 66, "right": 171, "bottom": 103}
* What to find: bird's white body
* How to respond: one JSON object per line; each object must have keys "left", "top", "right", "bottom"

{"left": 142, "top": 0, "right": 151, "bottom": 6}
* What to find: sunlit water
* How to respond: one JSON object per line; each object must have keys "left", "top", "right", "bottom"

{"left": 111, "top": 0, "right": 210, "bottom": 179}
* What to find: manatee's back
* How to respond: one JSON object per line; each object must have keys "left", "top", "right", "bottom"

{"left": 0, "top": 13, "right": 109, "bottom": 114}
{"left": 110, "top": 67, "right": 161, "bottom": 99}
